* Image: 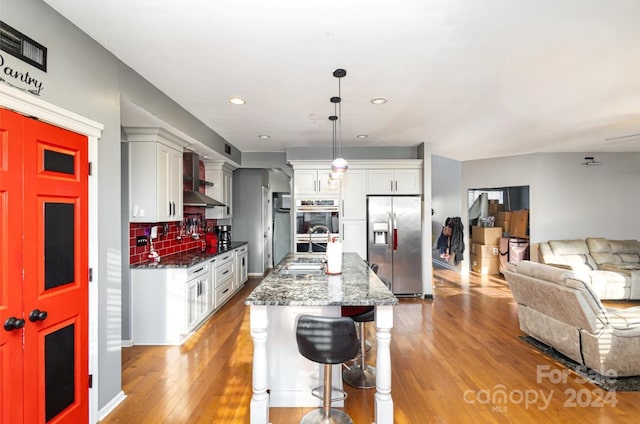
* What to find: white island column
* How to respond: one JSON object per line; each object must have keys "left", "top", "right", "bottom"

{"left": 375, "top": 304, "right": 394, "bottom": 424}
{"left": 249, "top": 305, "right": 269, "bottom": 423}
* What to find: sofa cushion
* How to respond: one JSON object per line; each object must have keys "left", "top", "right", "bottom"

{"left": 562, "top": 254, "right": 596, "bottom": 272}
{"left": 609, "top": 240, "right": 640, "bottom": 255}
{"left": 587, "top": 239, "right": 640, "bottom": 266}
{"left": 586, "top": 237, "right": 609, "bottom": 253}
{"left": 515, "top": 260, "right": 574, "bottom": 283}
{"left": 563, "top": 277, "right": 609, "bottom": 326}
{"left": 549, "top": 239, "right": 590, "bottom": 255}
{"left": 546, "top": 240, "right": 598, "bottom": 270}
{"left": 590, "top": 252, "right": 620, "bottom": 265}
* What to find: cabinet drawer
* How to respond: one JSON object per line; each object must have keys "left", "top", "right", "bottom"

{"left": 215, "top": 279, "right": 234, "bottom": 308}
{"left": 187, "top": 263, "right": 208, "bottom": 279}
{"left": 235, "top": 245, "right": 248, "bottom": 254}
{"left": 215, "top": 260, "right": 234, "bottom": 286}
{"left": 216, "top": 252, "right": 234, "bottom": 266}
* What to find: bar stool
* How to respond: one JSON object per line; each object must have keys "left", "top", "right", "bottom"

{"left": 296, "top": 315, "right": 360, "bottom": 424}
{"left": 341, "top": 262, "right": 378, "bottom": 389}
{"left": 342, "top": 307, "right": 376, "bottom": 388}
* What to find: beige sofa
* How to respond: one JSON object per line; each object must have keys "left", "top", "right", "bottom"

{"left": 586, "top": 238, "right": 640, "bottom": 300}
{"left": 539, "top": 238, "right": 640, "bottom": 300}
{"left": 504, "top": 261, "right": 640, "bottom": 377}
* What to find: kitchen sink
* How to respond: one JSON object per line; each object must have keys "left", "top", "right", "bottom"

{"left": 280, "top": 262, "right": 326, "bottom": 275}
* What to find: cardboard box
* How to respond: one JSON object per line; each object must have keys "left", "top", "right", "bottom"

{"left": 488, "top": 201, "right": 502, "bottom": 215}
{"left": 494, "top": 219, "right": 511, "bottom": 233}
{"left": 509, "top": 209, "right": 529, "bottom": 238}
{"left": 471, "top": 243, "right": 499, "bottom": 258}
{"left": 497, "top": 211, "right": 513, "bottom": 221}
{"left": 471, "top": 254, "right": 500, "bottom": 275}
{"left": 471, "top": 226, "right": 503, "bottom": 245}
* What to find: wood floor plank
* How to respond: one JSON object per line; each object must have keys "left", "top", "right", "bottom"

{"left": 100, "top": 270, "right": 640, "bottom": 423}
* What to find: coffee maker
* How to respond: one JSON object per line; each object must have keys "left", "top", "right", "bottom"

{"left": 216, "top": 225, "right": 232, "bottom": 246}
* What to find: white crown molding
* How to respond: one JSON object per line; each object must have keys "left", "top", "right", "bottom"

{"left": 0, "top": 84, "right": 103, "bottom": 138}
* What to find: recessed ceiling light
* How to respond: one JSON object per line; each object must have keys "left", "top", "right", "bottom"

{"left": 356, "top": 134, "right": 368, "bottom": 139}
{"left": 371, "top": 97, "right": 387, "bottom": 105}
{"left": 229, "top": 97, "right": 246, "bottom": 105}
{"left": 258, "top": 135, "right": 271, "bottom": 139}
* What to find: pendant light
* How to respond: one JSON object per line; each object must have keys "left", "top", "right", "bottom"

{"left": 330, "top": 68, "right": 348, "bottom": 178}
{"left": 328, "top": 114, "right": 340, "bottom": 187}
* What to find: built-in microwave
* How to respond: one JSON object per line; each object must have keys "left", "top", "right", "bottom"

{"left": 295, "top": 199, "right": 340, "bottom": 235}
{"left": 294, "top": 198, "right": 340, "bottom": 254}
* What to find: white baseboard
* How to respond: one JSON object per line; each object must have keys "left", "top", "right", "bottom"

{"left": 98, "top": 390, "right": 127, "bottom": 421}
{"left": 433, "top": 257, "right": 457, "bottom": 271}
{"left": 121, "top": 339, "right": 133, "bottom": 348}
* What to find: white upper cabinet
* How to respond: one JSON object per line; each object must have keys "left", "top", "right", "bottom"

{"left": 340, "top": 169, "right": 367, "bottom": 220}
{"left": 126, "top": 127, "right": 186, "bottom": 222}
{"left": 292, "top": 165, "right": 341, "bottom": 196}
{"left": 205, "top": 162, "right": 235, "bottom": 219}
{"left": 367, "top": 166, "right": 422, "bottom": 195}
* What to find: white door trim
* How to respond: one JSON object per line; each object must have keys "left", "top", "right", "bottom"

{"left": 0, "top": 84, "right": 104, "bottom": 424}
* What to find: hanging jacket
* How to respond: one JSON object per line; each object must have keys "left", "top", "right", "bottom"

{"left": 448, "top": 217, "right": 465, "bottom": 265}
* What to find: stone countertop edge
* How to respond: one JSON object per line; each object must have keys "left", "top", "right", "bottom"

{"left": 130, "top": 241, "right": 248, "bottom": 269}
{"left": 245, "top": 252, "right": 398, "bottom": 307}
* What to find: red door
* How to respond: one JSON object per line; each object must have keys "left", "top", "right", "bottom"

{"left": 0, "top": 109, "right": 89, "bottom": 423}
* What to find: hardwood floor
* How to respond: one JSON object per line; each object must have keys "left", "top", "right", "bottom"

{"left": 100, "top": 269, "right": 640, "bottom": 423}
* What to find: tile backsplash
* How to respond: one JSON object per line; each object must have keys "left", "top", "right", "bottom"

{"left": 129, "top": 216, "right": 217, "bottom": 265}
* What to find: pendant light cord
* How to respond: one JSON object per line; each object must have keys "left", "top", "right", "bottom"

{"left": 338, "top": 77, "right": 342, "bottom": 157}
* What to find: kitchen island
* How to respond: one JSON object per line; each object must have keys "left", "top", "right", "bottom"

{"left": 244, "top": 252, "right": 398, "bottom": 424}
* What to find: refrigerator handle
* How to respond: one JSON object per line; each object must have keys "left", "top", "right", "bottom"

{"left": 387, "top": 212, "right": 393, "bottom": 252}
{"left": 393, "top": 213, "right": 398, "bottom": 251}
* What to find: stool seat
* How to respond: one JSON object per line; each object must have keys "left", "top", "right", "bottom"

{"left": 296, "top": 315, "right": 360, "bottom": 424}
{"left": 296, "top": 315, "right": 360, "bottom": 364}
{"left": 340, "top": 305, "right": 373, "bottom": 318}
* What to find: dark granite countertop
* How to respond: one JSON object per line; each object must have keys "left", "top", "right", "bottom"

{"left": 245, "top": 252, "right": 398, "bottom": 307}
{"left": 130, "top": 241, "right": 248, "bottom": 269}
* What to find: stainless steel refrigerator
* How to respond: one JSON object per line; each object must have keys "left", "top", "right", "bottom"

{"left": 367, "top": 196, "right": 422, "bottom": 296}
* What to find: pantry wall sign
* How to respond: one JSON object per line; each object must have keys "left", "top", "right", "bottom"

{"left": 0, "top": 21, "right": 47, "bottom": 96}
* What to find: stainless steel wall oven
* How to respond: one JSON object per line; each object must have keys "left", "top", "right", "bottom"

{"left": 294, "top": 199, "right": 340, "bottom": 254}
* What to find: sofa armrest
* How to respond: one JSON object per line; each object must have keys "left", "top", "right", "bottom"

{"left": 599, "top": 263, "right": 640, "bottom": 273}
{"left": 544, "top": 263, "right": 573, "bottom": 270}
{"left": 612, "top": 325, "right": 640, "bottom": 337}
{"left": 607, "top": 306, "right": 640, "bottom": 329}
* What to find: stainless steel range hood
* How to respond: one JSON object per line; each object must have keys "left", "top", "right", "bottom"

{"left": 183, "top": 151, "right": 225, "bottom": 207}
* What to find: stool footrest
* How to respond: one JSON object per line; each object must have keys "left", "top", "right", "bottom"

{"left": 310, "top": 385, "right": 348, "bottom": 403}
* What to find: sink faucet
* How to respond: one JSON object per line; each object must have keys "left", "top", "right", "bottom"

{"left": 308, "top": 225, "right": 331, "bottom": 252}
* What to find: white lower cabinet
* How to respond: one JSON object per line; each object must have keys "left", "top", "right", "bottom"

{"left": 235, "top": 245, "right": 249, "bottom": 290}
{"left": 214, "top": 251, "right": 235, "bottom": 309}
{"left": 131, "top": 263, "right": 208, "bottom": 345}
{"left": 206, "top": 256, "right": 217, "bottom": 312}
{"left": 130, "top": 244, "right": 249, "bottom": 345}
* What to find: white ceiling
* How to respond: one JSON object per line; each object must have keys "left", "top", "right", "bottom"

{"left": 44, "top": 0, "right": 640, "bottom": 161}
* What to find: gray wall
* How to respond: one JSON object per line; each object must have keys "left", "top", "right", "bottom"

{"left": 2, "top": 0, "right": 123, "bottom": 410}
{"left": 0, "top": 0, "right": 244, "bottom": 415}
{"left": 286, "top": 145, "right": 421, "bottom": 161}
{"left": 232, "top": 169, "right": 269, "bottom": 275}
{"left": 462, "top": 152, "right": 640, "bottom": 243}
{"left": 435, "top": 151, "right": 640, "bottom": 272}
{"left": 431, "top": 155, "right": 463, "bottom": 269}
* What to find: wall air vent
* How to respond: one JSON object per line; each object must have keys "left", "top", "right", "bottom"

{"left": 0, "top": 21, "right": 47, "bottom": 72}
